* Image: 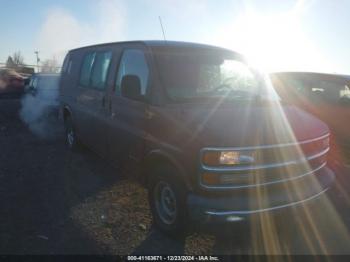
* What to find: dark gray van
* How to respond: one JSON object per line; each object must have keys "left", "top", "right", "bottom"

{"left": 60, "top": 41, "right": 334, "bottom": 236}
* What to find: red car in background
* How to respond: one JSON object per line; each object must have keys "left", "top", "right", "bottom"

{"left": 0, "top": 69, "right": 26, "bottom": 98}
{"left": 271, "top": 72, "right": 350, "bottom": 167}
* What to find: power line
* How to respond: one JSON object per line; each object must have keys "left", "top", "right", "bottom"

{"left": 0, "top": 62, "right": 61, "bottom": 69}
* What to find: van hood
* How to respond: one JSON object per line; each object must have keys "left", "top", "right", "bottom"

{"left": 168, "top": 104, "right": 329, "bottom": 149}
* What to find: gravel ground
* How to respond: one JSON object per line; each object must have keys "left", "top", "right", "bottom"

{"left": 1, "top": 98, "right": 350, "bottom": 255}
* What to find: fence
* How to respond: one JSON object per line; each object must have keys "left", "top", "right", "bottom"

{"left": 0, "top": 62, "right": 61, "bottom": 74}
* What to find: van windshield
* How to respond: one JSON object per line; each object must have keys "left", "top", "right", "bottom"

{"left": 153, "top": 47, "right": 278, "bottom": 103}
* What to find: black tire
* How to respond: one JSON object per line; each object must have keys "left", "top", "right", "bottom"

{"left": 148, "top": 165, "right": 189, "bottom": 238}
{"left": 64, "top": 116, "right": 80, "bottom": 151}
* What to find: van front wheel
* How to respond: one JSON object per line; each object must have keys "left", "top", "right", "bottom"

{"left": 148, "top": 165, "right": 188, "bottom": 237}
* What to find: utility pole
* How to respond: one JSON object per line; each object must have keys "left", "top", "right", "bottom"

{"left": 34, "top": 51, "right": 40, "bottom": 73}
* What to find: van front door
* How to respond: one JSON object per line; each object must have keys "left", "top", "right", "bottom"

{"left": 107, "top": 47, "right": 150, "bottom": 167}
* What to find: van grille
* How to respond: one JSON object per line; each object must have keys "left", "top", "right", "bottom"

{"left": 200, "top": 133, "right": 330, "bottom": 189}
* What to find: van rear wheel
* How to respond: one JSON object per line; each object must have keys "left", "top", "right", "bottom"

{"left": 148, "top": 165, "right": 189, "bottom": 238}
{"left": 65, "top": 116, "right": 79, "bottom": 151}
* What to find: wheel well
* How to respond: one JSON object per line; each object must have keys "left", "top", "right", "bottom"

{"left": 63, "top": 108, "right": 71, "bottom": 122}
{"left": 140, "top": 153, "right": 191, "bottom": 190}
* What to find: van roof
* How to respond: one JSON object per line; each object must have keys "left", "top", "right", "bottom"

{"left": 69, "top": 40, "right": 233, "bottom": 53}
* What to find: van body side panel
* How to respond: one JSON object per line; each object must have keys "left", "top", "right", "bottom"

{"left": 108, "top": 97, "right": 148, "bottom": 164}
{"left": 62, "top": 50, "right": 92, "bottom": 144}
{"left": 143, "top": 104, "right": 198, "bottom": 187}
{"left": 60, "top": 51, "right": 83, "bottom": 127}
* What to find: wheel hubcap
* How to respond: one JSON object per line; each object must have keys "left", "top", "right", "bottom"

{"left": 67, "top": 129, "right": 74, "bottom": 147}
{"left": 154, "top": 181, "right": 177, "bottom": 225}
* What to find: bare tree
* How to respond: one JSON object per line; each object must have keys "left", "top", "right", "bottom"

{"left": 41, "top": 57, "right": 60, "bottom": 73}
{"left": 6, "top": 56, "right": 16, "bottom": 68}
{"left": 12, "top": 51, "right": 24, "bottom": 67}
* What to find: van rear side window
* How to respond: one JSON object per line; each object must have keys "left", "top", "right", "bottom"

{"left": 90, "top": 51, "right": 112, "bottom": 90}
{"left": 79, "top": 52, "right": 96, "bottom": 87}
{"left": 62, "top": 54, "right": 72, "bottom": 74}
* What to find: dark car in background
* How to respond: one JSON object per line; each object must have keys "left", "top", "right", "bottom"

{"left": 24, "top": 73, "right": 60, "bottom": 118}
{"left": 22, "top": 73, "right": 60, "bottom": 121}
{"left": 60, "top": 41, "right": 334, "bottom": 236}
{"left": 25, "top": 73, "right": 60, "bottom": 95}
{"left": 270, "top": 72, "right": 350, "bottom": 166}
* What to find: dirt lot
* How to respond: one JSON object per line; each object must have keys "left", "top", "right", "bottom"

{"left": 1, "top": 98, "right": 350, "bottom": 255}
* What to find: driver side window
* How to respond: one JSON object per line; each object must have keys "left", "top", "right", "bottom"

{"left": 115, "top": 49, "right": 149, "bottom": 96}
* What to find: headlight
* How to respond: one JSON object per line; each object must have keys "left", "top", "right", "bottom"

{"left": 202, "top": 150, "right": 255, "bottom": 166}
{"left": 220, "top": 151, "right": 241, "bottom": 165}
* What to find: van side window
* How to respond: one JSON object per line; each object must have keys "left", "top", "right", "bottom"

{"left": 67, "top": 61, "right": 72, "bottom": 74}
{"left": 90, "top": 51, "right": 112, "bottom": 90}
{"left": 62, "top": 54, "right": 72, "bottom": 74}
{"left": 62, "top": 60, "right": 72, "bottom": 75}
{"left": 115, "top": 49, "right": 149, "bottom": 96}
{"left": 79, "top": 52, "right": 96, "bottom": 87}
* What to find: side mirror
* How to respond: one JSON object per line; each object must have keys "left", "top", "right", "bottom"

{"left": 121, "top": 75, "right": 143, "bottom": 101}
{"left": 30, "top": 87, "right": 37, "bottom": 96}
{"left": 25, "top": 84, "right": 35, "bottom": 92}
{"left": 25, "top": 85, "right": 33, "bottom": 93}
{"left": 339, "top": 96, "right": 350, "bottom": 106}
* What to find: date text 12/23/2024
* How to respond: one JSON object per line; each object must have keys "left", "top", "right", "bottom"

{"left": 127, "top": 256, "right": 219, "bottom": 261}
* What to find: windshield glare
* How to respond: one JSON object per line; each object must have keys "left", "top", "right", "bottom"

{"left": 154, "top": 48, "right": 278, "bottom": 103}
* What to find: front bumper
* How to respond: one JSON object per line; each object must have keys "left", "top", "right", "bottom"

{"left": 187, "top": 166, "right": 335, "bottom": 224}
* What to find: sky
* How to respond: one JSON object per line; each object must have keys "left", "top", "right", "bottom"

{"left": 0, "top": 0, "right": 349, "bottom": 74}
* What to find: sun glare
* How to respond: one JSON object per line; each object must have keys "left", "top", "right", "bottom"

{"left": 217, "top": 2, "right": 327, "bottom": 73}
